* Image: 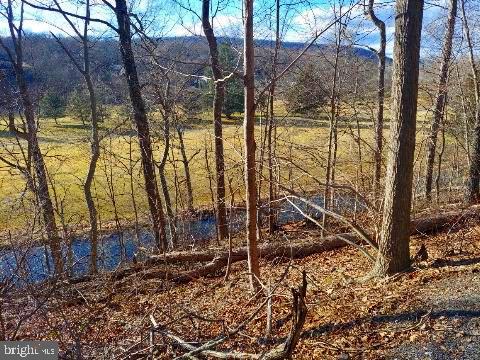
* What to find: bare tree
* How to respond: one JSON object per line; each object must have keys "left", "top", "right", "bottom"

{"left": 113, "top": 0, "right": 168, "bottom": 251}
{"left": 425, "top": 0, "right": 457, "bottom": 201}
{"left": 373, "top": 0, "right": 424, "bottom": 276}
{"left": 0, "top": 0, "right": 63, "bottom": 274}
{"left": 176, "top": 125, "right": 196, "bottom": 213}
{"left": 266, "top": 0, "right": 281, "bottom": 234}
{"left": 48, "top": 0, "right": 102, "bottom": 273}
{"left": 201, "top": 0, "right": 229, "bottom": 243}
{"left": 23, "top": 0, "right": 169, "bottom": 251}
{"left": 322, "top": 5, "right": 345, "bottom": 234}
{"left": 158, "top": 106, "right": 177, "bottom": 247}
{"left": 461, "top": 0, "right": 480, "bottom": 203}
{"left": 243, "top": 0, "right": 261, "bottom": 291}
{"left": 365, "top": 0, "right": 386, "bottom": 201}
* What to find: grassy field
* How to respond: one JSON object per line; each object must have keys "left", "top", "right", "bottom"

{"left": 0, "top": 100, "right": 464, "bottom": 234}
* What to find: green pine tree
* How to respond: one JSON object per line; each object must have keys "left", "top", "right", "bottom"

{"left": 39, "top": 91, "right": 66, "bottom": 123}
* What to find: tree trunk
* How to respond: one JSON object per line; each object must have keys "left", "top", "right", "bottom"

{"left": 267, "top": 98, "right": 276, "bottom": 234}
{"left": 114, "top": 0, "right": 167, "bottom": 251}
{"left": 468, "top": 104, "right": 480, "bottom": 203}
{"left": 159, "top": 170, "right": 175, "bottom": 244}
{"left": 176, "top": 127, "right": 194, "bottom": 213}
{"left": 461, "top": 0, "right": 480, "bottom": 203}
{"left": 243, "top": 0, "right": 261, "bottom": 291}
{"left": 151, "top": 82, "right": 176, "bottom": 247}
{"left": 8, "top": 112, "right": 15, "bottom": 132}
{"left": 19, "top": 67, "right": 63, "bottom": 274}
{"left": 70, "top": 1, "right": 102, "bottom": 274}
{"left": 456, "top": 65, "right": 472, "bottom": 166}
{"left": 267, "top": 0, "right": 281, "bottom": 234}
{"left": 366, "top": 0, "right": 386, "bottom": 201}
{"left": 322, "top": 24, "right": 341, "bottom": 235}
{"left": 84, "top": 80, "right": 100, "bottom": 273}
{"left": 0, "top": 8, "right": 64, "bottom": 274}
{"left": 158, "top": 108, "right": 177, "bottom": 248}
{"left": 127, "top": 136, "right": 141, "bottom": 245}
{"left": 201, "top": 0, "right": 228, "bottom": 242}
{"left": 374, "top": 0, "right": 424, "bottom": 277}
{"left": 425, "top": 0, "right": 457, "bottom": 201}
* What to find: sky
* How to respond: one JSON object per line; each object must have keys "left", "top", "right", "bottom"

{"left": 0, "top": 0, "right": 450, "bottom": 57}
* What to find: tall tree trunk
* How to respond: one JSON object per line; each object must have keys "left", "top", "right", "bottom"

{"left": 461, "top": 0, "right": 480, "bottom": 203}
{"left": 366, "top": 0, "right": 386, "bottom": 201}
{"left": 176, "top": 127, "right": 194, "bottom": 213}
{"left": 322, "top": 23, "right": 341, "bottom": 235}
{"left": 114, "top": 0, "right": 167, "bottom": 251}
{"left": 127, "top": 135, "right": 141, "bottom": 244}
{"left": 267, "top": 0, "right": 281, "bottom": 234}
{"left": 243, "top": 0, "right": 261, "bottom": 291}
{"left": 158, "top": 113, "right": 177, "bottom": 247}
{"left": 425, "top": 0, "right": 457, "bottom": 201}
{"left": 84, "top": 77, "right": 100, "bottom": 273}
{"left": 151, "top": 81, "right": 177, "bottom": 247}
{"left": 374, "top": 0, "right": 424, "bottom": 277}
{"left": 19, "top": 66, "right": 63, "bottom": 274}
{"left": 0, "top": 3, "right": 64, "bottom": 274}
{"left": 456, "top": 65, "right": 472, "bottom": 166}
{"left": 8, "top": 112, "right": 15, "bottom": 132}
{"left": 201, "top": 0, "right": 228, "bottom": 242}
{"left": 56, "top": 0, "right": 103, "bottom": 274}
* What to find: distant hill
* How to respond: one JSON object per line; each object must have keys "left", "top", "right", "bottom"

{"left": 0, "top": 34, "right": 390, "bottom": 101}
{"left": 160, "top": 35, "right": 393, "bottom": 64}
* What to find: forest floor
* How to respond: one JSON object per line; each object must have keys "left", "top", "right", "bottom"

{"left": 5, "top": 208, "right": 480, "bottom": 359}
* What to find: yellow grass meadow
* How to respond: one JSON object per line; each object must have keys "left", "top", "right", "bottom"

{"left": 0, "top": 101, "right": 459, "bottom": 234}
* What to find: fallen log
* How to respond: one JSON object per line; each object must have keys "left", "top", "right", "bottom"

{"left": 71, "top": 204, "right": 480, "bottom": 286}
{"left": 410, "top": 204, "right": 480, "bottom": 234}
{"left": 144, "top": 205, "right": 480, "bottom": 267}
{"left": 146, "top": 233, "right": 359, "bottom": 266}
{"left": 115, "top": 234, "right": 359, "bottom": 285}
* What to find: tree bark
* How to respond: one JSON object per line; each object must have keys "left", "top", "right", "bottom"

{"left": 84, "top": 71, "right": 100, "bottom": 274}
{"left": 461, "top": 0, "right": 480, "bottom": 203}
{"left": 366, "top": 0, "right": 386, "bottom": 201}
{"left": 425, "top": 0, "right": 457, "bottom": 201}
{"left": 176, "top": 127, "right": 194, "bottom": 213}
{"left": 201, "top": 0, "right": 228, "bottom": 242}
{"left": 456, "top": 65, "right": 472, "bottom": 166}
{"left": 51, "top": 0, "right": 101, "bottom": 273}
{"left": 151, "top": 80, "right": 177, "bottom": 247}
{"left": 156, "top": 97, "right": 177, "bottom": 247}
{"left": 0, "top": 3, "right": 63, "bottom": 274}
{"left": 18, "top": 58, "right": 63, "bottom": 275}
{"left": 374, "top": 0, "right": 424, "bottom": 276}
{"left": 267, "top": 0, "right": 281, "bottom": 234}
{"left": 322, "top": 27, "right": 341, "bottom": 235}
{"left": 121, "top": 233, "right": 359, "bottom": 285}
{"left": 114, "top": 0, "right": 167, "bottom": 251}
{"left": 243, "top": 0, "right": 261, "bottom": 291}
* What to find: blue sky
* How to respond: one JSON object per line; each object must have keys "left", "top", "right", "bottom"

{"left": 0, "top": 0, "right": 449, "bottom": 57}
